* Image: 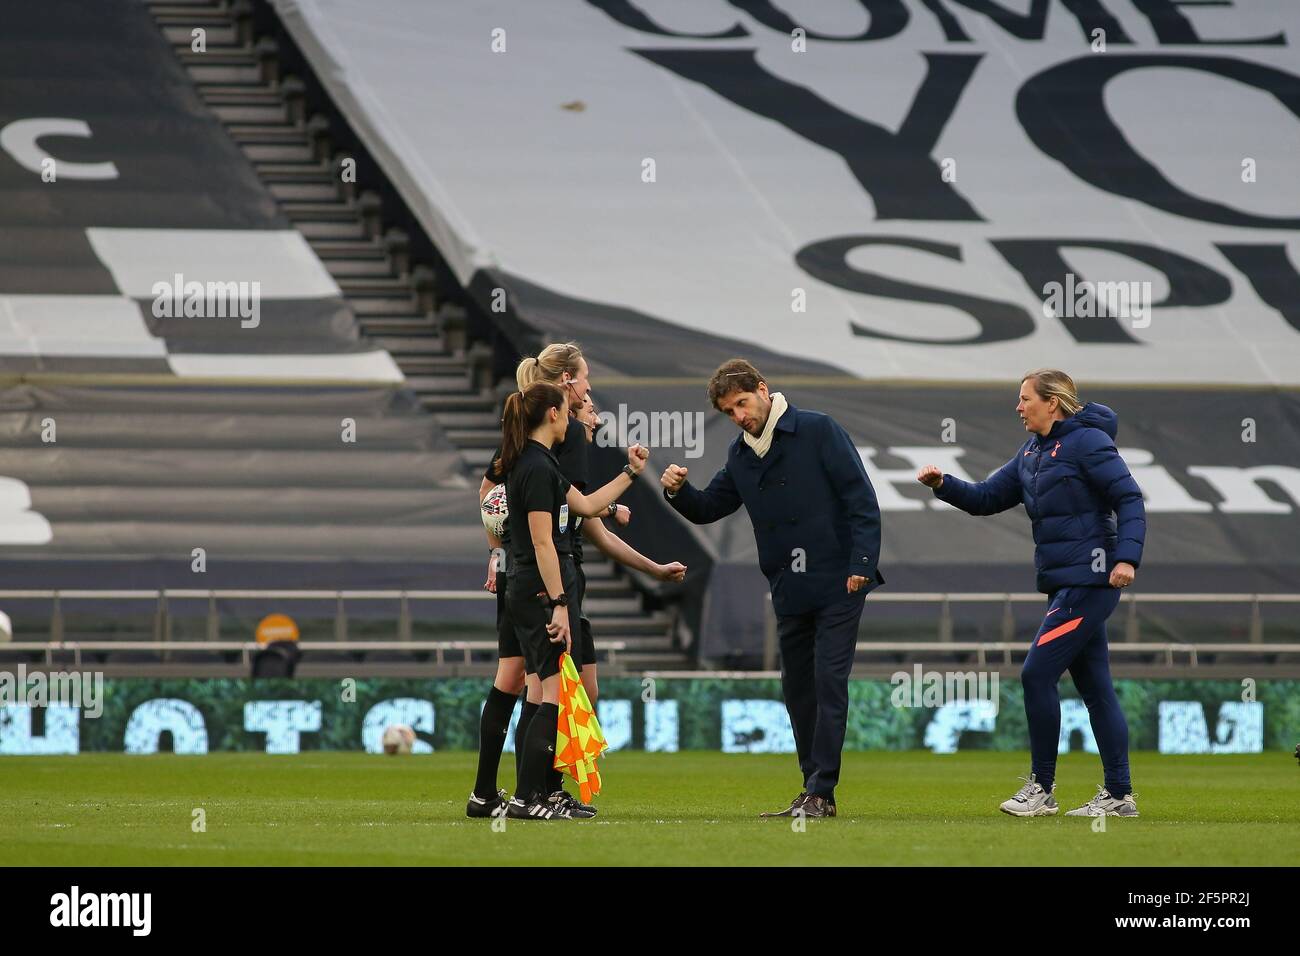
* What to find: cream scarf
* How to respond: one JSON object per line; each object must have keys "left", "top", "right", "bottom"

{"left": 743, "top": 391, "right": 788, "bottom": 458}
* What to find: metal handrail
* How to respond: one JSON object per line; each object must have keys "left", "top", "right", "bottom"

{"left": 761, "top": 591, "right": 1300, "bottom": 668}
{"left": 5, "top": 590, "right": 1296, "bottom": 671}
{"left": 867, "top": 592, "right": 1300, "bottom": 605}
{"left": 0, "top": 589, "right": 492, "bottom": 600}
{"left": 6, "top": 590, "right": 1294, "bottom": 603}
{"left": 1, "top": 639, "right": 627, "bottom": 669}
{"left": 0, "top": 588, "right": 495, "bottom": 646}
{"left": 853, "top": 640, "right": 1300, "bottom": 668}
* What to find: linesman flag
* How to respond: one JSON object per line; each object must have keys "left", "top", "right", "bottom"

{"left": 555, "top": 651, "right": 607, "bottom": 802}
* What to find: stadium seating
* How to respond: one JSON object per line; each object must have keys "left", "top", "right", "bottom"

{"left": 4, "top": 0, "right": 1297, "bottom": 678}
{"left": 0, "top": 0, "right": 690, "bottom": 673}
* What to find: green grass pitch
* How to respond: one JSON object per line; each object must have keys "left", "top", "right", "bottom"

{"left": 2, "top": 751, "right": 1296, "bottom": 866}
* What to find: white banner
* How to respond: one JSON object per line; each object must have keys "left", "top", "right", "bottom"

{"left": 274, "top": 0, "right": 1300, "bottom": 384}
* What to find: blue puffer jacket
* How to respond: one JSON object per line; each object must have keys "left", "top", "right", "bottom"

{"left": 932, "top": 403, "right": 1145, "bottom": 594}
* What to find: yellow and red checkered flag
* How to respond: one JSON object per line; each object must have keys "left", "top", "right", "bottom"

{"left": 554, "top": 651, "right": 606, "bottom": 803}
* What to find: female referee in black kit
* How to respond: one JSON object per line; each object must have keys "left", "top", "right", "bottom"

{"left": 468, "top": 347, "right": 683, "bottom": 820}
{"left": 489, "top": 381, "right": 648, "bottom": 820}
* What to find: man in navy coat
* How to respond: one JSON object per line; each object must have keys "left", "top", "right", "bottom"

{"left": 661, "top": 359, "right": 884, "bottom": 818}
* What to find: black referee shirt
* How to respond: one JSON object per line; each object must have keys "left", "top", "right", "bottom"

{"left": 504, "top": 439, "right": 573, "bottom": 570}
{"left": 486, "top": 417, "right": 588, "bottom": 558}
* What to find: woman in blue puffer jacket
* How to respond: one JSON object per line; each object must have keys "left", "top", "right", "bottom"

{"left": 917, "top": 369, "right": 1146, "bottom": 819}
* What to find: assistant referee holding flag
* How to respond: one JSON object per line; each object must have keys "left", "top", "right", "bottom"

{"left": 661, "top": 359, "right": 884, "bottom": 818}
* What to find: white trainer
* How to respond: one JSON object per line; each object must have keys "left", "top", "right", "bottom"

{"left": 1065, "top": 786, "right": 1139, "bottom": 817}
{"left": 999, "top": 774, "right": 1059, "bottom": 817}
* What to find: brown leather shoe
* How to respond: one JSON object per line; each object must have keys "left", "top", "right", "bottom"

{"left": 800, "top": 794, "right": 837, "bottom": 817}
{"left": 759, "top": 792, "right": 808, "bottom": 818}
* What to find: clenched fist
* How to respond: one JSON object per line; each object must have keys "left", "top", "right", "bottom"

{"left": 661, "top": 463, "right": 688, "bottom": 494}
{"left": 655, "top": 561, "right": 687, "bottom": 582}
{"left": 627, "top": 443, "right": 649, "bottom": 474}
{"left": 916, "top": 465, "right": 944, "bottom": 489}
{"left": 1109, "top": 561, "right": 1136, "bottom": 588}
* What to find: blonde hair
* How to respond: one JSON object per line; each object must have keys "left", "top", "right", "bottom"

{"left": 1022, "top": 368, "right": 1082, "bottom": 416}
{"left": 516, "top": 342, "right": 584, "bottom": 390}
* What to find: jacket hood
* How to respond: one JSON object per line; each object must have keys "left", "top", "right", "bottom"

{"left": 1065, "top": 401, "right": 1118, "bottom": 439}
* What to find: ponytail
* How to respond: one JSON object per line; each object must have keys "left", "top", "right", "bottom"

{"left": 495, "top": 392, "right": 528, "bottom": 477}
{"left": 516, "top": 342, "right": 583, "bottom": 391}
{"left": 515, "top": 356, "right": 541, "bottom": 390}
{"left": 494, "top": 381, "right": 567, "bottom": 475}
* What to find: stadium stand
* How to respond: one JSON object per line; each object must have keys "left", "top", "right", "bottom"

{"left": 0, "top": 0, "right": 690, "bottom": 672}
{"left": 249, "top": 0, "right": 1300, "bottom": 671}
{"left": 2, "top": 0, "right": 1298, "bottom": 678}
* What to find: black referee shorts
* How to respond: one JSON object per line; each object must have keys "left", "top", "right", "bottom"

{"left": 576, "top": 616, "right": 596, "bottom": 668}
{"left": 503, "top": 556, "right": 583, "bottom": 680}
{"left": 495, "top": 569, "right": 519, "bottom": 660}
{"left": 573, "top": 561, "right": 596, "bottom": 668}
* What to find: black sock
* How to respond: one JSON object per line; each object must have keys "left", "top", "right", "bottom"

{"left": 472, "top": 686, "right": 517, "bottom": 799}
{"left": 518, "top": 703, "right": 559, "bottom": 802}
{"left": 513, "top": 700, "right": 539, "bottom": 795}
{"left": 548, "top": 765, "right": 564, "bottom": 796}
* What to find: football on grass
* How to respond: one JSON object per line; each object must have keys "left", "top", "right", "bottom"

{"left": 381, "top": 724, "right": 416, "bottom": 755}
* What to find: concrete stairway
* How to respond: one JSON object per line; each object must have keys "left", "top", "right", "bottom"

{"left": 142, "top": 0, "right": 692, "bottom": 669}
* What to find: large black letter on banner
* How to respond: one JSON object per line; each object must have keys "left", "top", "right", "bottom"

{"left": 797, "top": 235, "right": 1036, "bottom": 344}
{"left": 585, "top": 0, "right": 748, "bottom": 37}
{"left": 993, "top": 238, "right": 1232, "bottom": 343}
{"left": 1018, "top": 55, "right": 1300, "bottom": 229}
{"left": 1129, "top": 0, "right": 1285, "bottom": 45}
{"left": 727, "top": 0, "right": 909, "bottom": 41}
{"left": 1218, "top": 244, "right": 1300, "bottom": 337}
{"left": 917, "top": 0, "right": 1134, "bottom": 44}
{"left": 631, "top": 49, "right": 985, "bottom": 222}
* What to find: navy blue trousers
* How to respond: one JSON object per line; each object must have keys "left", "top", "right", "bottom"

{"left": 1022, "top": 585, "right": 1131, "bottom": 796}
{"left": 777, "top": 593, "right": 865, "bottom": 798}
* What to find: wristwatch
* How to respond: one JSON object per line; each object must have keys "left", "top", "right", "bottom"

{"left": 622, "top": 463, "right": 638, "bottom": 479}
{"left": 606, "top": 502, "right": 619, "bottom": 518}
{"left": 540, "top": 592, "right": 569, "bottom": 610}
